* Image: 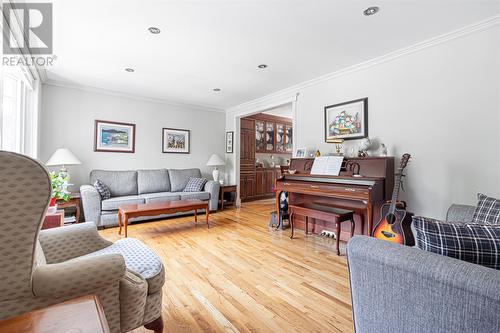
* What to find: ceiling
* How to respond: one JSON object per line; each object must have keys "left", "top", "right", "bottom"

{"left": 46, "top": 0, "right": 499, "bottom": 110}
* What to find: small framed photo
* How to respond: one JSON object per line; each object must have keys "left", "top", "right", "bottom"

{"left": 226, "top": 131, "right": 234, "bottom": 153}
{"left": 295, "top": 147, "right": 307, "bottom": 158}
{"left": 94, "top": 120, "right": 136, "bottom": 153}
{"left": 325, "top": 97, "right": 368, "bottom": 141}
{"left": 162, "top": 128, "right": 190, "bottom": 154}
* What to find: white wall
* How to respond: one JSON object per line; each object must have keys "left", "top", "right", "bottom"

{"left": 40, "top": 84, "right": 226, "bottom": 188}
{"left": 227, "top": 25, "right": 500, "bottom": 219}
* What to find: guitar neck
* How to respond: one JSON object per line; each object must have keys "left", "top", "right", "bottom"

{"left": 389, "top": 173, "right": 403, "bottom": 213}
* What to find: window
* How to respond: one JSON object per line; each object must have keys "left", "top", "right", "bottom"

{"left": 0, "top": 67, "right": 38, "bottom": 157}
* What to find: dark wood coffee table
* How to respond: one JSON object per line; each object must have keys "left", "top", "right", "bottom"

{"left": 118, "top": 200, "right": 209, "bottom": 237}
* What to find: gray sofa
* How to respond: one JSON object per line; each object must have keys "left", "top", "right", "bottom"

{"left": 80, "top": 168, "right": 220, "bottom": 227}
{"left": 347, "top": 204, "right": 500, "bottom": 333}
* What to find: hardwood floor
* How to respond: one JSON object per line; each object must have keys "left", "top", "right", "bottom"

{"left": 99, "top": 199, "right": 354, "bottom": 333}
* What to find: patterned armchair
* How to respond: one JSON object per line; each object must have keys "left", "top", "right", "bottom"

{"left": 0, "top": 151, "right": 164, "bottom": 333}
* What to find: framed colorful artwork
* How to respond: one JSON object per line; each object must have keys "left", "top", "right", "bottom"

{"left": 162, "top": 128, "right": 190, "bottom": 154}
{"left": 324, "top": 97, "right": 368, "bottom": 141}
{"left": 226, "top": 131, "right": 234, "bottom": 153}
{"left": 94, "top": 120, "right": 136, "bottom": 153}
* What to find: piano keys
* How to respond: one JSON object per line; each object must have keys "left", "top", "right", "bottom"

{"left": 275, "top": 157, "right": 394, "bottom": 240}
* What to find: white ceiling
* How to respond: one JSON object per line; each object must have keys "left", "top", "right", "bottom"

{"left": 47, "top": 0, "right": 499, "bottom": 110}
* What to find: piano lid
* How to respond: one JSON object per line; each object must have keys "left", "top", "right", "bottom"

{"left": 281, "top": 174, "right": 382, "bottom": 186}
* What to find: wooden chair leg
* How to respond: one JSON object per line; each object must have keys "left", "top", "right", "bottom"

{"left": 290, "top": 212, "right": 294, "bottom": 239}
{"left": 144, "top": 316, "right": 163, "bottom": 333}
{"left": 305, "top": 216, "right": 309, "bottom": 235}
{"left": 336, "top": 221, "right": 341, "bottom": 256}
{"left": 350, "top": 218, "right": 355, "bottom": 238}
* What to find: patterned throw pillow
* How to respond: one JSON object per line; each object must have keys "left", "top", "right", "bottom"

{"left": 183, "top": 177, "right": 207, "bottom": 192}
{"left": 413, "top": 216, "right": 500, "bottom": 270}
{"left": 472, "top": 193, "right": 500, "bottom": 224}
{"left": 94, "top": 179, "right": 111, "bottom": 199}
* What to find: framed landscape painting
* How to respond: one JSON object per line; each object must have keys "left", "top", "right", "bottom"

{"left": 162, "top": 128, "right": 190, "bottom": 154}
{"left": 324, "top": 97, "right": 368, "bottom": 141}
{"left": 226, "top": 131, "right": 234, "bottom": 153}
{"left": 94, "top": 120, "right": 136, "bottom": 153}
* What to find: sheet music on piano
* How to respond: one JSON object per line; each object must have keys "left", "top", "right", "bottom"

{"left": 310, "top": 156, "right": 344, "bottom": 176}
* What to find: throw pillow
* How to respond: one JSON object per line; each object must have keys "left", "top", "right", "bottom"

{"left": 183, "top": 177, "right": 207, "bottom": 192}
{"left": 472, "top": 193, "right": 500, "bottom": 224}
{"left": 94, "top": 179, "right": 111, "bottom": 200}
{"left": 413, "top": 216, "right": 500, "bottom": 270}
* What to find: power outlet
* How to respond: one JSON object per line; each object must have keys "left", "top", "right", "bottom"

{"left": 320, "top": 229, "right": 336, "bottom": 239}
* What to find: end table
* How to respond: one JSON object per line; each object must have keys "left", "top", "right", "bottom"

{"left": 219, "top": 185, "right": 237, "bottom": 210}
{"left": 57, "top": 192, "right": 81, "bottom": 223}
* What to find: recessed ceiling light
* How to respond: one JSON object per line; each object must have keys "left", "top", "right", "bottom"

{"left": 125, "top": 68, "right": 135, "bottom": 72}
{"left": 363, "top": 6, "right": 379, "bottom": 16}
{"left": 258, "top": 64, "right": 268, "bottom": 69}
{"left": 213, "top": 88, "right": 221, "bottom": 92}
{"left": 148, "top": 27, "right": 161, "bottom": 34}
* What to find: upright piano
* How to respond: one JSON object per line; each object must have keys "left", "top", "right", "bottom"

{"left": 275, "top": 157, "right": 394, "bottom": 240}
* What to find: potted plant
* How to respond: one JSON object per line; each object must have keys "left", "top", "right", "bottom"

{"left": 49, "top": 171, "right": 71, "bottom": 210}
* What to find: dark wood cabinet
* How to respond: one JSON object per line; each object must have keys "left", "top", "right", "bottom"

{"left": 240, "top": 114, "right": 292, "bottom": 201}
{"left": 254, "top": 168, "right": 278, "bottom": 198}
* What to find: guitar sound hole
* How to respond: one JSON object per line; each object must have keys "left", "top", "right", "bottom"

{"left": 381, "top": 231, "right": 395, "bottom": 238}
{"left": 386, "top": 214, "right": 396, "bottom": 225}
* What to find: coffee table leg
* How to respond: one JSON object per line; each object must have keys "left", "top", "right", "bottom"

{"left": 194, "top": 209, "right": 198, "bottom": 223}
{"left": 206, "top": 205, "right": 209, "bottom": 228}
{"left": 124, "top": 214, "right": 129, "bottom": 238}
{"left": 118, "top": 210, "right": 122, "bottom": 235}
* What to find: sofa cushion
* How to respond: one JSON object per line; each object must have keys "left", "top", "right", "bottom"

{"left": 137, "top": 169, "right": 170, "bottom": 194}
{"left": 183, "top": 177, "right": 207, "bottom": 192}
{"left": 413, "top": 216, "right": 500, "bottom": 270}
{"left": 472, "top": 193, "right": 500, "bottom": 225}
{"left": 140, "top": 192, "right": 181, "bottom": 204}
{"left": 80, "top": 238, "right": 164, "bottom": 294}
{"left": 168, "top": 169, "right": 202, "bottom": 192}
{"left": 101, "top": 195, "right": 145, "bottom": 211}
{"left": 93, "top": 179, "right": 111, "bottom": 200}
{"left": 175, "top": 191, "right": 210, "bottom": 201}
{"left": 90, "top": 170, "right": 138, "bottom": 197}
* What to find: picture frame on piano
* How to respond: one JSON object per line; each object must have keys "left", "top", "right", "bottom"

{"left": 325, "top": 97, "right": 368, "bottom": 141}
{"left": 295, "top": 147, "right": 307, "bottom": 158}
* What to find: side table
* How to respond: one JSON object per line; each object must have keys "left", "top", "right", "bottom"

{"left": 219, "top": 185, "right": 237, "bottom": 210}
{"left": 42, "top": 209, "right": 64, "bottom": 229}
{"left": 0, "top": 294, "right": 110, "bottom": 333}
{"left": 57, "top": 192, "right": 81, "bottom": 222}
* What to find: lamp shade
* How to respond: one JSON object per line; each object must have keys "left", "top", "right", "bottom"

{"left": 206, "top": 154, "right": 225, "bottom": 166}
{"left": 46, "top": 148, "right": 82, "bottom": 166}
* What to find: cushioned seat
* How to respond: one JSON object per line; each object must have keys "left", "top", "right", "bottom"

{"left": 102, "top": 195, "right": 145, "bottom": 211}
{"left": 140, "top": 192, "right": 181, "bottom": 204}
{"left": 177, "top": 192, "right": 210, "bottom": 201}
{"left": 79, "top": 238, "right": 164, "bottom": 294}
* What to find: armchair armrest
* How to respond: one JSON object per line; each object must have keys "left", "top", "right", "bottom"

{"left": 33, "top": 253, "right": 125, "bottom": 298}
{"left": 204, "top": 180, "right": 220, "bottom": 211}
{"left": 347, "top": 236, "right": 500, "bottom": 333}
{"left": 39, "top": 222, "right": 112, "bottom": 264}
{"left": 80, "top": 184, "right": 102, "bottom": 225}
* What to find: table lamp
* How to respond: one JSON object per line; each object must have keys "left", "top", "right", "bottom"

{"left": 206, "top": 154, "right": 225, "bottom": 182}
{"left": 46, "top": 148, "right": 82, "bottom": 178}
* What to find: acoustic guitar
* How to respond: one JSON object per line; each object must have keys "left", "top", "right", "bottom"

{"left": 372, "top": 153, "right": 414, "bottom": 246}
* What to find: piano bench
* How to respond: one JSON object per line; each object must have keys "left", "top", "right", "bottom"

{"left": 288, "top": 203, "right": 355, "bottom": 255}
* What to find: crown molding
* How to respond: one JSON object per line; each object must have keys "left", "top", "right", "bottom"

{"left": 43, "top": 80, "right": 225, "bottom": 113}
{"left": 227, "top": 15, "right": 500, "bottom": 114}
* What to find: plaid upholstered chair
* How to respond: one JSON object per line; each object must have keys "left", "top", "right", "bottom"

{"left": 0, "top": 151, "right": 164, "bottom": 333}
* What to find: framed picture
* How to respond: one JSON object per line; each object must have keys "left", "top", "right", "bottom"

{"left": 324, "top": 97, "right": 368, "bottom": 141}
{"left": 295, "top": 147, "right": 307, "bottom": 158}
{"left": 226, "top": 131, "right": 234, "bottom": 153}
{"left": 162, "top": 128, "right": 190, "bottom": 154}
{"left": 94, "top": 120, "right": 136, "bottom": 153}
